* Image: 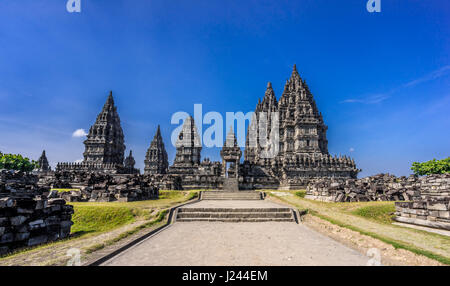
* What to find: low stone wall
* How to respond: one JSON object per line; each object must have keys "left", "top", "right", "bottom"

{"left": 0, "top": 170, "right": 74, "bottom": 255}
{"left": 305, "top": 174, "right": 421, "bottom": 202}
{"left": 42, "top": 172, "right": 159, "bottom": 202}
{"left": 394, "top": 174, "right": 450, "bottom": 230}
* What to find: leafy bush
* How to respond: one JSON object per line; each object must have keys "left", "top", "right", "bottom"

{"left": 0, "top": 152, "right": 38, "bottom": 172}
{"left": 411, "top": 157, "right": 450, "bottom": 176}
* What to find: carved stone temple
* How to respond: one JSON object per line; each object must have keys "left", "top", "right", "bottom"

{"left": 144, "top": 125, "right": 169, "bottom": 175}
{"left": 56, "top": 91, "right": 138, "bottom": 174}
{"left": 50, "top": 65, "right": 359, "bottom": 190}
{"left": 35, "top": 150, "right": 51, "bottom": 173}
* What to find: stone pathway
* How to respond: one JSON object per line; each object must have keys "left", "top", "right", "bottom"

{"left": 101, "top": 200, "right": 370, "bottom": 266}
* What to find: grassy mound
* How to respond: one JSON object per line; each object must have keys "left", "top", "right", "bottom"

{"left": 71, "top": 205, "right": 136, "bottom": 235}
{"left": 352, "top": 204, "right": 396, "bottom": 224}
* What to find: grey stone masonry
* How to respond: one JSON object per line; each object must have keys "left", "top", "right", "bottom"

{"left": 43, "top": 172, "right": 159, "bottom": 202}
{"left": 394, "top": 174, "right": 450, "bottom": 230}
{"left": 0, "top": 170, "right": 73, "bottom": 256}
{"left": 306, "top": 174, "right": 422, "bottom": 202}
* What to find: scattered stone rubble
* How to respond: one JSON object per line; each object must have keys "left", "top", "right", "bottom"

{"left": 306, "top": 174, "right": 422, "bottom": 202}
{"left": 42, "top": 171, "right": 159, "bottom": 202}
{"left": 394, "top": 174, "right": 450, "bottom": 230}
{"left": 0, "top": 170, "right": 74, "bottom": 255}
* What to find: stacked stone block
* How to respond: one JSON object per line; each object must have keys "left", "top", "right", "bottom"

{"left": 45, "top": 172, "right": 159, "bottom": 202}
{"left": 306, "top": 174, "right": 420, "bottom": 202}
{"left": 0, "top": 170, "right": 74, "bottom": 255}
{"left": 394, "top": 174, "right": 450, "bottom": 230}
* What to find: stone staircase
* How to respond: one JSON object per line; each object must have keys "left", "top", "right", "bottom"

{"left": 202, "top": 191, "right": 262, "bottom": 200}
{"left": 176, "top": 207, "right": 296, "bottom": 222}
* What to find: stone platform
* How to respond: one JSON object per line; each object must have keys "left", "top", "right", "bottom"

{"left": 201, "top": 191, "right": 262, "bottom": 200}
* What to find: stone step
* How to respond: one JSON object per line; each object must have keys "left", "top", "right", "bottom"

{"left": 176, "top": 218, "right": 295, "bottom": 223}
{"left": 178, "top": 208, "right": 290, "bottom": 213}
{"left": 202, "top": 191, "right": 262, "bottom": 200}
{"left": 176, "top": 207, "right": 296, "bottom": 223}
{"left": 177, "top": 212, "right": 293, "bottom": 219}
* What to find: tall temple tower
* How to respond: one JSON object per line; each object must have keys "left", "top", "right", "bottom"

{"left": 144, "top": 125, "right": 169, "bottom": 175}
{"left": 245, "top": 65, "right": 329, "bottom": 164}
{"left": 244, "top": 82, "right": 278, "bottom": 163}
{"left": 278, "top": 64, "right": 328, "bottom": 156}
{"left": 83, "top": 91, "right": 126, "bottom": 165}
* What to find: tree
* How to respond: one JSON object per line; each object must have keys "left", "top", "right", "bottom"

{"left": 0, "top": 152, "right": 39, "bottom": 172}
{"left": 411, "top": 157, "right": 450, "bottom": 176}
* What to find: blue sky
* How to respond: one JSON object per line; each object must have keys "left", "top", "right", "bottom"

{"left": 0, "top": 0, "right": 448, "bottom": 177}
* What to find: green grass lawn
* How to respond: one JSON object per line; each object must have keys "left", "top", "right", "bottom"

{"left": 352, "top": 204, "right": 396, "bottom": 224}
{"left": 68, "top": 190, "right": 198, "bottom": 236}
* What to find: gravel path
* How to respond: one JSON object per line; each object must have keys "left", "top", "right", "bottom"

{"left": 101, "top": 200, "right": 370, "bottom": 266}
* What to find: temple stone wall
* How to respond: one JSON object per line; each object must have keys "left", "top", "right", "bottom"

{"left": 0, "top": 170, "right": 74, "bottom": 255}
{"left": 306, "top": 174, "right": 423, "bottom": 202}
{"left": 41, "top": 172, "right": 159, "bottom": 202}
{"left": 394, "top": 174, "right": 450, "bottom": 230}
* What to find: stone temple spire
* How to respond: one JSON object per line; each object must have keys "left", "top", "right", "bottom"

{"left": 124, "top": 150, "right": 136, "bottom": 169}
{"left": 261, "top": 82, "right": 278, "bottom": 111}
{"left": 225, "top": 126, "right": 238, "bottom": 148}
{"left": 144, "top": 125, "right": 169, "bottom": 175}
{"left": 173, "top": 116, "right": 202, "bottom": 166}
{"left": 83, "top": 91, "right": 126, "bottom": 164}
{"left": 36, "top": 150, "right": 51, "bottom": 172}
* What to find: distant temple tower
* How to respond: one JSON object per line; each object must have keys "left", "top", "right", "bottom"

{"left": 36, "top": 150, "right": 51, "bottom": 172}
{"left": 124, "top": 150, "right": 136, "bottom": 169}
{"left": 144, "top": 125, "right": 169, "bottom": 175}
{"left": 173, "top": 116, "right": 202, "bottom": 166}
{"left": 83, "top": 91, "right": 126, "bottom": 165}
{"left": 168, "top": 116, "right": 202, "bottom": 175}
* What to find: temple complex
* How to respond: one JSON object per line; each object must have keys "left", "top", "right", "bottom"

{"left": 47, "top": 65, "right": 359, "bottom": 190}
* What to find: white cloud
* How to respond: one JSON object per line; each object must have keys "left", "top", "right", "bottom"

{"left": 342, "top": 65, "right": 450, "bottom": 104}
{"left": 349, "top": 147, "right": 355, "bottom": 152}
{"left": 74, "top": 159, "right": 83, "bottom": 163}
{"left": 72, "top": 129, "right": 88, "bottom": 138}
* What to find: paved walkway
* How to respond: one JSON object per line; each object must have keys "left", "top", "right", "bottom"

{"left": 101, "top": 200, "right": 369, "bottom": 266}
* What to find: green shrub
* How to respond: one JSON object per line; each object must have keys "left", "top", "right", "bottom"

{"left": 411, "top": 157, "right": 450, "bottom": 176}
{"left": 0, "top": 152, "right": 38, "bottom": 172}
